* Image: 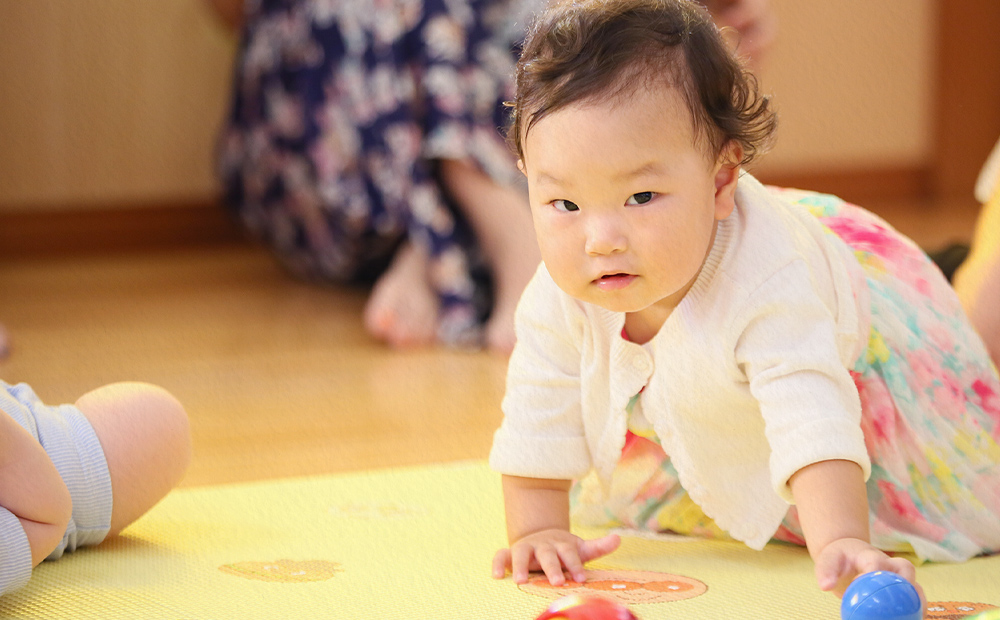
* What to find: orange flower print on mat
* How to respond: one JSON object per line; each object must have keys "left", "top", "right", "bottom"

{"left": 925, "top": 602, "right": 999, "bottom": 619}
{"left": 519, "top": 570, "right": 707, "bottom": 605}
{"left": 219, "top": 559, "right": 342, "bottom": 583}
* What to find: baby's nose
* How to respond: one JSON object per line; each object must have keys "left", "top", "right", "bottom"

{"left": 584, "top": 217, "right": 627, "bottom": 255}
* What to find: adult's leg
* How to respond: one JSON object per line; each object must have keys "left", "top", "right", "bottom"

{"left": 439, "top": 159, "right": 540, "bottom": 353}
{"left": 75, "top": 383, "right": 191, "bottom": 535}
{"left": 370, "top": 0, "right": 537, "bottom": 352}
{"left": 220, "top": 2, "right": 444, "bottom": 349}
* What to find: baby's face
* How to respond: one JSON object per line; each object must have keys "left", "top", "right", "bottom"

{"left": 520, "top": 85, "right": 739, "bottom": 325}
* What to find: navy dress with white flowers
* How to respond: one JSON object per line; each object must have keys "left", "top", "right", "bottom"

{"left": 218, "top": 0, "right": 524, "bottom": 344}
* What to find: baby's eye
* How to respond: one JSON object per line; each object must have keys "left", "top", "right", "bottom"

{"left": 626, "top": 192, "right": 654, "bottom": 205}
{"left": 553, "top": 199, "right": 580, "bottom": 212}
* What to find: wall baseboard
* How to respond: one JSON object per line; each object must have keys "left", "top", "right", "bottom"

{"left": 754, "top": 165, "right": 933, "bottom": 206}
{"left": 0, "top": 166, "right": 933, "bottom": 259}
{"left": 0, "top": 200, "right": 245, "bottom": 259}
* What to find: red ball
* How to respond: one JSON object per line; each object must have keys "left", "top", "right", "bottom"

{"left": 534, "top": 595, "right": 639, "bottom": 620}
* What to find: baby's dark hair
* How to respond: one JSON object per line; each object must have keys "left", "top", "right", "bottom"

{"left": 508, "top": 0, "right": 777, "bottom": 165}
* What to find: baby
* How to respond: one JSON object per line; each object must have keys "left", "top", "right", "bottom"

{"left": 0, "top": 381, "right": 191, "bottom": 596}
{"left": 489, "top": 0, "right": 1000, "bottom": 602}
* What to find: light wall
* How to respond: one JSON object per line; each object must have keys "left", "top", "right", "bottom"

{"left": 0, "top": 0, "right": 935, "bottom": 212}
{"left": 753, "top": 0, "right": 935, "bottom": 175}
{"left": 0, "top": 1, "right": 236, "bottom": 211}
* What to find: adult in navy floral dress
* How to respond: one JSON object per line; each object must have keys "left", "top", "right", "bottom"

{"left": 216, "top": 0, "right": 539, "bottom": 351}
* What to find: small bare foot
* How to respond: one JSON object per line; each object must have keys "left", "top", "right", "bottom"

{"left": 363, "top": 242, "right": 440, "bottom": 348}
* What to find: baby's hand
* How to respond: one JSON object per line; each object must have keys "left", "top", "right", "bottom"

{"left": 491, "top": 530, "right": 620, "bottom": 585}
{"left": 814, "top": 538, "right": 925, "bottom": 605}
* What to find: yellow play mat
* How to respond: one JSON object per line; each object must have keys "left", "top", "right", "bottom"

{"left": 2, "top": 461, "right": 997, "bottom": 619}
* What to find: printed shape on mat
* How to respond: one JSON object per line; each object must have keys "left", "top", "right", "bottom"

{"left": 519, "top": 569, "right": 707, "bottom": 605}
{"left": 925, "top": 602, "right": 999, "bottom": 619}
{"left": 219, "top": 559, "right": 342, "bottom": 583}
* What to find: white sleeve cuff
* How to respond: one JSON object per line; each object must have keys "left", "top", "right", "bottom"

{"left": 489, "top": 430, "right": 591, "bottom": 481}
{"left": 769, "top": 416, "right": 872, "bottom": 503}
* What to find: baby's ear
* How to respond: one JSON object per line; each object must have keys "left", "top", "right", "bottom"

{"left": 517, "top": 159, "right": 526, "bottom": 176}
{"left": 713, "top": 143, "right": 742, "bottom": 220}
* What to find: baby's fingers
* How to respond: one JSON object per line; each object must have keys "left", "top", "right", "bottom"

{"left": 492, "top": 548, "right": 511, "bottom": 579}
{"left": 878, "top": 557, "right": 925, "bottom": 611}
{"left": 554, "top": 541, "right": 587, "bottom": 584}
{"left": 883, "top": 556, "right": 917, "bottom": 585}
{"left": 492, "top": 545, "right": 560, "bottom": 584}
{"left": 535, "top": 545, "right": 570, "bottom": 586}
{"left": 849, "top": 551, "right": 917, "bottom": 590}
{"left": 511, "top": 543, "right": 537, "bottom": 584}
{"left": 578, "top": 534, "right": 621, "bottom": 563}
{"left": 814, "top": 547, "right": 853, "bottom": 593}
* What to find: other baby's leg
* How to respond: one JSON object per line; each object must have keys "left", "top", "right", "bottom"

{"left": 0, "top": 404, "right": 71, "bottom": 592}
{"left": 74, "top": 383, "right": 191, "bottom": 535}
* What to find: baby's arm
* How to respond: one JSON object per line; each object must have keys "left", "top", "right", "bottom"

{"left": 0, "top": 409, "right": 72, "bottom": 566}
{"left": 788, "top": 460, "right": 922, "bottom": 601}
{"left": 491, "top": 475, "right": 620, "bottom": 585}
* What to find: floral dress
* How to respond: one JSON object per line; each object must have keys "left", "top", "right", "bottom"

{"left": 572, "top": 188, "right": 1000, "bottom": 563}
{"left": 218, "top": 0, "right": 525, "bottom": 345}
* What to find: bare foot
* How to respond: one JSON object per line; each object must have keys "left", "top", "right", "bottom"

{"left": 439, "top": 159, "right": 541, "bottom": 354}
{"left": 363, "top": 242, "right": 440, "bottom": 348}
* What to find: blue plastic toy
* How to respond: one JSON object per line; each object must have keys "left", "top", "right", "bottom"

{"left": 841, "top": 571, "right": 922, "bottom": 620}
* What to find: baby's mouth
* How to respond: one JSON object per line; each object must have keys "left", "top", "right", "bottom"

{"left": 594, "top": 273, "right": 637, "bottom": 290}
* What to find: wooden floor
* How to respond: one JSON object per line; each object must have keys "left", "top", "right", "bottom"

{"left": 0, "top": 243, "right": 509, "bottom": 488}
{"left": 0, "top": 195, "right": 982, "bottom": 489}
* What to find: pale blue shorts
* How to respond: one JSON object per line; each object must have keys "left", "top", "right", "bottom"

{"left": 0, "top": 381, "right": 113, "bottom": 596}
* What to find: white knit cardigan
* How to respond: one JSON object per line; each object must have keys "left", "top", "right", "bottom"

{"left": 490, "top": 174, "right": 873, "bottom": 549}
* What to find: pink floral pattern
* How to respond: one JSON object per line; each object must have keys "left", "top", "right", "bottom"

{"left": 575, "top": 188, "right": 1000, "bottom": 562}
